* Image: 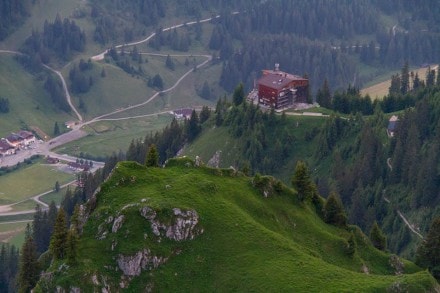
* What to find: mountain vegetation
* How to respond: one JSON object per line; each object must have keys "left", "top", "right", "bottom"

{"left": 183, "top": 76, "right": 440, "bottom": 261}
{"left": 34, "top": 159, "right": 438, "bottom": 292}
{"left": 0, "top": 0, "right": 32, "bottom": 40}
{"left": 0, "top": 243, "right": 19, "bottom": 292}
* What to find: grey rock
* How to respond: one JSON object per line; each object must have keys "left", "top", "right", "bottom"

{"left": 117, "top": 249, "right": 167, "bottom": 277}
{"left": 112, "top": 215, "right": 125, "bottom": 233}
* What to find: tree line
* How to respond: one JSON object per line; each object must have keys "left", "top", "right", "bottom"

{"left": 0, "top": 97, "right": 10, "bottom": 113}
{"left": 21, "top": 15, "right": 86, "bottom": 66}
{"left": 0, "top": 0, "right": 32, "bottom": 40}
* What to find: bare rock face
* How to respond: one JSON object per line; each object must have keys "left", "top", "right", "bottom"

{"left": 117, "top": 249, "right": 168, "bottom": 277}
{"left": 112, "top": 215, "right": 125, "bottom": 233}
{"left": 389, "top": 255, "right": 405, "bottom": 275}
{"left": 166, "top": 208, "right": 201, "bottom": 241}
{"left": 207, "top": 150, "right": 221, "bottom": 168}
{"left": 140, "top": 207, "right": 203, "bottom": 241}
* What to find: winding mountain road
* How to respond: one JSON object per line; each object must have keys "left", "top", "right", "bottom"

{"left": 42, "top": 64, "right": 83, "bottom": 121}
{"left": 0, "top": 11, "right": 240, "bottom": 218}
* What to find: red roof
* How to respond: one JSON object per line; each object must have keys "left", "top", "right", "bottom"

{"left": 17, "top": 130, "right": 34, "bottom": 139}
{"left": 0, "top": 140, "right": 14, "bottom": 151}
{"left": 258, "top": 71, "right": 307, "bottom": 90}
{"left": 6, "top": 134, "right": 23, "bottom": 143}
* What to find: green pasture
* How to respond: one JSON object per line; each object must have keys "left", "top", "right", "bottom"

{"left": 0, "top": 55, "right": 72, "bottom": 136}
{"left": 47, "top": 160, "right": 437, "bottom": 291}
{"left": 40, "top": 186, "right": 68, "bottom": 206}
{"left": 0, "top": 221, "right": 29, "bottom": 248}
{"left": 54, "top": 114, "right": 173, "bottom": 158}
{"left": 0, "top": 162, "right": 74, "bottom": 205}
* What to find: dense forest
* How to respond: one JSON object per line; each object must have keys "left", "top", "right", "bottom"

{"left": 206, "top": 0, "right": 440, "bottom": 93}
{"left": 21, "top": 15, "right": 86, "bottom": 66}
{"left": 0, "top": 0, "right": 32, "bottom": 40}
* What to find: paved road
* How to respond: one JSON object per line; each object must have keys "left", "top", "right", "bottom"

{"left": 0, "top": 179, "right": 78, "bottom": 216}
{"left": 0, "top": 11, "right": 237, "bottom": 218}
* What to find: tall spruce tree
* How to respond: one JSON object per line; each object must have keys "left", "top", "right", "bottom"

{"left": 291, "top": 161, "right": 313, "bottom": 201}
{"left": 370, "top": 221, "right": 387, "bottom": 251}
{"left": 18, "top": 224, "right": 39, "bottom": 293}
{"left": 145, "top": 144, "right": 159, "bottom": 167}
{"left": 416, "top": 217, "right": 440, "bottom": 281}
{"left": 323, "top": 192, "right": 347, "bottom": 227}
{"left": 49, "top": 208, "right": 68, "bottom": 260}
{"left": 400, "top": 61, "right": 410, "bottom": 95}
{"left": 186, "top": 109, "right": 201, "bottom": 142}
{"left": 232, "top": 83, "right": 245, "bottom": 106}
{"left": 316, "top": 79, "right": 331, "bottom": 108}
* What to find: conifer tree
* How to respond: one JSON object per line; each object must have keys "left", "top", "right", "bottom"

{"left": 291, "top": 161, "right": 313, "bottom": 201}
{"left": 186, "top": 109, "right": 201, "bottom": 142}
{"left": 49, "top": 208, "right": 68, "bottom": 260}
{"left": 18, "top": 224, "right": 39, "bottom": 293}
{"left": 369, "top": 221, "right": 387, "bottom": 251}
{"left": 165, "top": 54, "right": 175, "bottom": 70}
{"left": 323, "top": 192, "right": 347, "bottom": 227}
{"left": 199, "top": 106, "right": 211, "bottom": 123}
{"left": 416, "top": 217, "right": 440, "bottom": 281}
{"left": 316, "top": 79, "right": 331, "bottom": 108}
{"left": 53, "top": 122, "right": 60, "bottom": 136}
{"left": 345, "top": 232, "right": 356, "bottom": 257}
{"left": 400, "top": 61, "right": 410, "bottom": 95}
{"left": 66, "top": 229, "right": 79, "bottom": 265}
{"left": 145, "top": 144, "right": 159, "bottom": 167}
{"left": 232, "top": 83, "right": 245, "bottom": 106}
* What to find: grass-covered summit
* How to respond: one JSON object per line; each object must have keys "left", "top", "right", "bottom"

{"left": 37, "top": 158, "right": 438, "bottom": 292}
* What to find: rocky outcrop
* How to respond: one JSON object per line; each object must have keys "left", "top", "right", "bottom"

{"left": 389, "top": 255, "right": 404, "bottom": 275}
{"left": 140, "top": 207, "right": 203, "bottom": 241}
{"left": 166, "top": 208, "right": 202, "bottom": 241}
{"left": 112, "top": 215, "right": 125, "bottom": 233}
{"left": 117, "top": 249, "right": 168, "bottom": 277}
{"left": 207, "top": 150, "right": 221, "bottom": 168}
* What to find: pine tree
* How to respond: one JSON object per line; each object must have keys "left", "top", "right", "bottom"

{"left": 370, "top": 221, "right": 387, "bottom": 251}
{"left": 53, "top": 122, "right": 60, "bottom": 136}
{"left": 400, "top": 61, "right": 410, "bottom": 95}
{"left": 186, "top": 109, "right": 201, "bottom": 142}
{"left": 416, "top": 217, "right": 440, "bottom": 281}
{"left": 165, "top": 54, "right": 175, "bottom": 70}
{"left": 199, "top": 106, "right": 211, "bottom": 123}
{"left": 54, "top": 181, "right": 60, "bottom": 192}
{"left": 49, "top": 208, "right": 68, "bottom": 260}
{"left": 200, "top": 81, "right": 211, "bottom": 100}
{"left": 232, "top": 83, "right": 245, "bottom": 106}
{"left": 18, "top": 225, "right": 39, "bottom": 293}
{"left": 0, "top": 244, "right": 6, "bottom": 292}
{"left": 323, "top": 192, "right": 347, "bottom": 227}
{"left": 145, "top": 144, "right": 159, "bottom": 167}
{"left": 316, "top": 79, "right": 331, "bottom": 108}
{"left": 291, "top": 161, "right": 313, "bottom": 201}
{"left": 66, "top": 229, "right": 79, "bottom": 265}
{"left": 345, "top": 232, "right": 356, "bottom": 257}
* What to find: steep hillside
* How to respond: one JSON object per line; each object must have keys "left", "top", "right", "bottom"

{"left": 37, "top": 159, "right": 437, "bottom": 292}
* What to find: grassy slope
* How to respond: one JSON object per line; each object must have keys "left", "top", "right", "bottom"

{"left": 47, "top": 160, "right": 437, "bottom": 292}
{"left": 54, "top": 114, "right": 173, "bottom": 158}
{"left": 183, "top": 115, "right": 326, "bottom": 183}
{"left": 0, "top": 55, "right": 73, "bottom": 136}
{"left": 0, "top": 160, "right": 74, "bottom": 204}
{"left": 361, "top": 65, "right": 439, "bottom": 100}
